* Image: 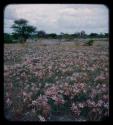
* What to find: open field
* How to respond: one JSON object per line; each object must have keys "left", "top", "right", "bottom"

{"left": 4, "top": 39, "right": 109, "bottom": 121}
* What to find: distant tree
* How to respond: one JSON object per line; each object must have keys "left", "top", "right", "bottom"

{"left": 104, "top": 33, "right": 109, "bottom": 38}
{"left": 47, "top": 33, "right": 57, "bottom": 39}
{"left": 98, "top": 33, "right": 103, "bottom": 38}
{"left": 74, "top": 32, "right": 81, "bottom": 38}
{"left": 89, "top": 33, "right": 98, "bottom": 38}
{"left": 80, "top": 31, "right": 86, "bottom": 38}
{"left": 11, "top": 19, "right": 36, "bottom": 43}
{"left": 60, "top": 32, "right": 64, "bottom": 39}
{"left": 37, "top": 30, "right": 46, "bottom": 38}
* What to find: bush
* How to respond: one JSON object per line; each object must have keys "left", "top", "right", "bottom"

{"left": 4, "top": 33, "right": 13, "bottom": 43}
{"left": 86, "top": 39, "right": 94, "bottom": 46}
{"left": 4, "top": 33, "right": 20, "bottom": 43}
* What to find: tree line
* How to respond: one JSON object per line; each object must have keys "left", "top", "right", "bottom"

{"left": 4, "top": 19, "right": 109, "bottom": 43}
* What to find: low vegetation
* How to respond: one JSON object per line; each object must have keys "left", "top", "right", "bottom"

{"left": 85, "top": 40, "right": 94, "bottom": 46}
{"left": 4, "top": 40, "right": 109, "bottom": 121}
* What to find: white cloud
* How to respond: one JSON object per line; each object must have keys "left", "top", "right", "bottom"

{"left": 4, "top": 4, "right": 109, "bottom": 34}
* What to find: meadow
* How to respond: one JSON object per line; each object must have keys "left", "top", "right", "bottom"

{"left": 4, "top": 39, "right": 109, "bottom": 121}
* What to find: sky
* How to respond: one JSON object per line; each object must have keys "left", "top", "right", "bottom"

{"left": 4, "top": 4, "right": 109, "bottom": 34}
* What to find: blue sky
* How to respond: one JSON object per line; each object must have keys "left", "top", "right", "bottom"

{"left": 4, "top": 4, "right": 109, "bottom": 34}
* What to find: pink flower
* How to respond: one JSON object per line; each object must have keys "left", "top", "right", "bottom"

{"left": 102, "top": 95, "right": 109, "bottom": 101}
{"left": 53, "top": 95, "right": 65, "bottom": 105}
{"left": 86, "top": 99, "right": 96, "bottom": 107}
{"left": 45, "top": 85, "right": 59, "bottom": 97}
{"left": 71, "top": 103, "right": 80, "bottom": 116}
{"left": 23, "top": 92, "right": 27, "bottom": 96}
{"left": 97, "top": 100, "right": 104, "bottom": 107}
{"left": 94, "top": 74, "right": 106, "bottom": 81}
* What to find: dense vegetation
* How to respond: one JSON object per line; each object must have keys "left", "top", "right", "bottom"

{"left": 4, "top": 19, "right": 109, "bottom": 44}
{"left": 4, "top": 18, "right": 109, "bottom": 121}
{"left": 4, "top": 32, "right": 109, "bottom": 44}
{"left": 4, "top": 41, "right": 109, "bottom": 121}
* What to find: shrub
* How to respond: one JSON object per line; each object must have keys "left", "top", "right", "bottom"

{"left": 86, "top": 39, "right": 94, "bottom": 46}
{"left": 4, "top": 33, "right": 13, "bottom": 43}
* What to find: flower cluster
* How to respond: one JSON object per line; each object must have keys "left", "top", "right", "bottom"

{"left": 4, "top": 41, "right": 109, "bottom": 121}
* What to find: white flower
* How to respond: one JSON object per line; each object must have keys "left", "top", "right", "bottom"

{"left": 78, "top": 103, "right": 84, "bottom": 108}
{"left": 104, "top": 103, "right": 109, "bottom": 109}
{"left": 32, "top": 100, "right": 37, "bottom": 105}
{"left": 6, "top": 98, "right": 12, "bottom": 106}
{"left": 38, "top": 115, "right": 46, "bottom": 121}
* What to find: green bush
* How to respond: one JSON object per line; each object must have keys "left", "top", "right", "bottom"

{"left": 86, "top": 39, "right": 94, "bottom": 46}
{"left": 4, "top": 33, "right": 13, "bottom": 43}
{"left": 4, "top": 33, "right": 20, "bottom": 43}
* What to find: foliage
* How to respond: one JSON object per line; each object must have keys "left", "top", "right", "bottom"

{"left": 4, "top": 33, "right": 13, "bottom": 43}
{"left": 5, "top": 18, "right": 109, "bottom": 42}
{"left": 4, "top": 42, "right": 109, "bottom": 121}
{"left": 11, "top": 19, "right": 36, "bottom": 43}
{"left": 86, "top": 40, "right": 94, "bottom": 46}
{"left": 47, "top": 33, "right": 57, "bottom": 39}
{"left": 37, "top": 31, "right": 46, "bottom": 38}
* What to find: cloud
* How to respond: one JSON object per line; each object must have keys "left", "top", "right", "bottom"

{"left": 4, "top": 4, "right": 109, "bottom": 34}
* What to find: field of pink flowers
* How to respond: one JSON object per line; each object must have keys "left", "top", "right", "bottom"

{"left": 4, "top": 41, "right": 109, "bottom": 121}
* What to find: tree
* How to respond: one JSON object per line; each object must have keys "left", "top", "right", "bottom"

{"left": 104, "top": 33, "right": 109, "bottom": 38}
{"left": 37, "top": 30, "right": 46, "bottom": 38}
{"left": 74, "top": 32, "right": 81, "bottom": 38}
{"left": 89, "top": 33, "right": 98, "bottom": 38}
{"left": 80, "top": 31, "right": 86, "bottom": 38}
{"left": 47, "top": 33, "right": 57, "bottom": 39}
{"left": 11, "top": 19, "right": 36, "bottom": 43}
